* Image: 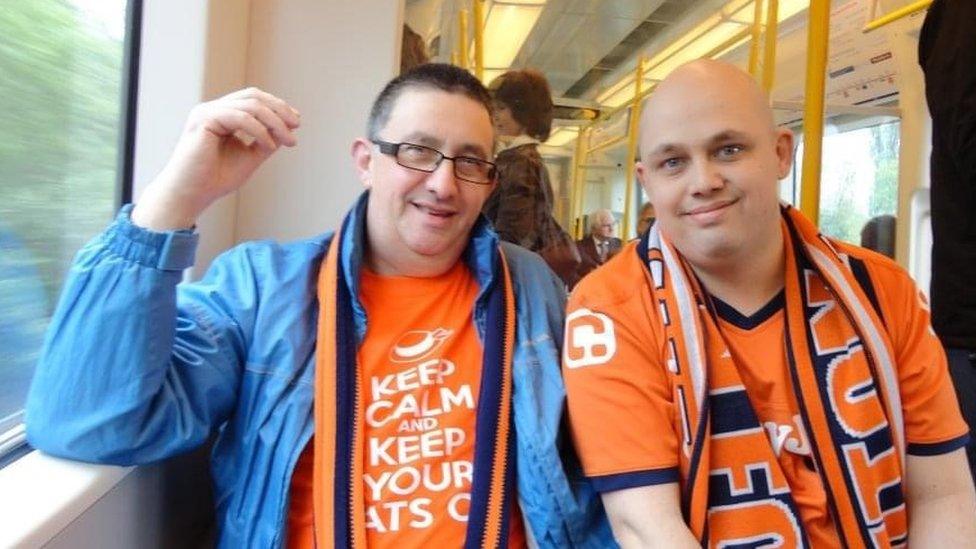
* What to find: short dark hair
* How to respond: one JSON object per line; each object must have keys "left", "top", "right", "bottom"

{"left": 367, "top": 63, "right": 492, "bottom": 139}
{"left": 488, "top": 69, "right": 554, "bottom": 141}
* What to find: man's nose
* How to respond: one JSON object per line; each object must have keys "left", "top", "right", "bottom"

{"left": 425, "top": 158, "right": 460, "bottom": 198}
{"left": 688, "top": 160, "right": 725, "bottom": 195}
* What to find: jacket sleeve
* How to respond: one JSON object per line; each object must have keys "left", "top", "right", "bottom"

{"left": 25, "top": 206, "right": 254, "bottom": 465}
{"left": 504, "top": 244, "right": 617, "bottom": 548}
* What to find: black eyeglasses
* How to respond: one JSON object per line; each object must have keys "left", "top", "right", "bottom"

{"left": 372, "top": 139, "right": 497, "bottom": 185}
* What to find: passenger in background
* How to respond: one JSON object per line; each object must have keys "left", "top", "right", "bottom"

{"left": 576, "top": 209, "right": 622, "bottom": 280}
{"left": 482, "top": 69, "right": 581, "bottom": 289}
{"left": 859, "top": 214, "right": 895, "bottom": 259}
{"left": 563, "top": 59, "right": 975, "bottom": 547}
{"left": 635, "top": 201, "right": 656, "bottom": 238}
{"left": 399, "top": 24, "right": 428, "bottom": 73}
{"left": 26, "top": 64, "right": 613, "bottom": 548}
{"left": 919, "top": 0, "right": 976, "bottom": 481}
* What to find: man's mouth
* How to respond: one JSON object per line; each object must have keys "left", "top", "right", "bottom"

{"left": 684, "top": 198, "right": 738, "bottom": 217}
{"left": 413, "top": 202, "right": 456, "bottom": 218}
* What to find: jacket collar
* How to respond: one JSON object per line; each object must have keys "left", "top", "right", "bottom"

{"left": 336, "top": 191, "right": 501, "bottom": 340}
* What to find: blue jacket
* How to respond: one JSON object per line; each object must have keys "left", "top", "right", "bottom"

{"left": 26, "top": 194, "right": 615, "bottom": 548}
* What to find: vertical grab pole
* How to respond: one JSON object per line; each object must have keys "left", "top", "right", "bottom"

{"left": 458, "top": 9, "right": 469, "bottom": 70}
{"left": 473, "top": 0, "right": 485, "bottom": 81}
{"left": 622, "top": 57, "right": 646, "bottom": 239}
{"left": 800, "top": 0, "right": 830, "bottom": 225}
{"left": 761, "top": 0, "right": 779, "bottom": 93}
{"left": 571, "top": 127, "right": 588, "bottom": 239}
{"left": 748, "top": 0, "right": 764, "bottom": 76}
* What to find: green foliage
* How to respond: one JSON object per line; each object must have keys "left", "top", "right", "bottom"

{"left": 0, "top": 1, "right": 124, "bottom": 306}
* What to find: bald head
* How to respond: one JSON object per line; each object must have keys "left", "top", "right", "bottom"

{"left": 640, "top": 60, "right": 775, "bottom": 159}
{"left": 633, "top": 58, "right": 794, "bottom": 273}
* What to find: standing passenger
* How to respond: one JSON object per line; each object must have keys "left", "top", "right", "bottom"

{"left": 483, "top": 69, "right": 581, "bottom": 289}
{"left": 26, "top": 64, "right": 613, "bottom": 548}
{"left": 562, "top": 60, "right": 975, "bottom": 547}
{"left": 919, "top": 0, "right": 976, "bottom": 481}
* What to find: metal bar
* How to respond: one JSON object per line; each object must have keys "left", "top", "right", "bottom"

{"left": 585, "top": 134, "right": 628, "bottom": 155}
{"left": 457, "top": 9, "right": 469, "bottom": 70}
{"left": 702, "top": 25, "right": 753, "bottom": 60}
{"left": 571, "top": 127, "right": 589, "bottom": 238}
{"left": 761, "top": 0, "right": 778, "bottom": 93}
{"left": 622, "top": 58, "right": 645, "bottom": 239}
{"left": 863, "top": 0, "right": 932, "bottom": 32}
{"left": 473, "top": 0, "right": 485, "bottom": 81}
{"left": 748, "top": 0, "right": 764, "bottom": 75}
{"left": 799, "top": 0, "right": 830, "bottom": 225}
{"left": 771, "top": 100, "right": 901, "bottom": 117}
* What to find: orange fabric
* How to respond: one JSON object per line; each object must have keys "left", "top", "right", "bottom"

{"left": 291, "top": 259, "right": 524, "bottom": 547}
{"left": 357, "top": 263, "right": 482, "bottom": 547}
{"left": 716, "top": 307, "right": 838, "bottom": 548}
{"left": 564, "top": 238, "right": 968, "bottom": 544}
{"left": 312, "top": 234, "right": 345, "bottom": 549}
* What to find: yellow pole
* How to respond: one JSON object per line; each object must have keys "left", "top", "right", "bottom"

{"left": 761, "top": 0, "right": 779, "bottom": 93}
{"left": 473, "top": 0, "right": 485, "bottom": 81}
{"left": 622, "top": 58, "right": 645, "bottom": 239}
{"left": 571, "top": 127, "right": 589, "bottom": 239}
{"left": 748, "top": 0, "right": 764, "bottom": 76}
{"left": 799, "top": 0, "right": 830, "bottom": 225}
{"left": 458, "top": 9, "right": 469, "bottom": 70}
{"left": 863, "top": 0, "right": 932, "bottom": 32}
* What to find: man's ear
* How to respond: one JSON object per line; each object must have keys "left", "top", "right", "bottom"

{"left": 351, "top": 138, "right": 374, "bottom": 188}
{"left": 636, "top": 160, "right": 655, "bottom": 203}
{"left": 774, "top": 128, "right": 795, "bottom": 179}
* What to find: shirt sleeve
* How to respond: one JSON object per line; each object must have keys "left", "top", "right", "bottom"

{"left": 562, "top": 267, "right": 681, "bottom": 492}
{"left": 871, "top": 258, "right": 970, "bottom": 455}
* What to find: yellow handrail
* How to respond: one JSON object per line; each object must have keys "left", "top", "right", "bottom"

{"left": 473, "top": 0, "right": 485, "bottom": 80}
{"left": 622, "top": 58, "right": 646, "bottom": 239}
{"left": 761, "top": 0, "right": 778, "bottom": 93}
{"left": 571, "top": 127, "right": 589, "bottom": 238}
{"left": 863, "top": 0, "right": 932, "bottom": 32}
{"left": 585, "top": 134, "right": 628, "bottom": 156}
{"left": 799, "top": 0, "right": 830, "bottom": 225}
{"left": 457, "top": 9, "right": 469, "bottom": 70}
{"left": 748, "top": 0, "right": 764, "bottom": 76}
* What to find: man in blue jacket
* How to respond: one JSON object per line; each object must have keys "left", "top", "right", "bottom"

{"left": 26, "top": 63, "right": 612, "bottom": 548}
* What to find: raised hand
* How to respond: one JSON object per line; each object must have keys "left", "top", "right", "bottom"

{"left": 132, "top": 87, "right": 301, "bottom": 231}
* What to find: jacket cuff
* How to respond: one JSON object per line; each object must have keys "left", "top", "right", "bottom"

{"left": 104, "top": 204, "right": 199, "bottom": 271}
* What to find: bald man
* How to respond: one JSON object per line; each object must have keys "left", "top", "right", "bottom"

{"left": 563, "top": 60, "right": 976, "bottom": 548}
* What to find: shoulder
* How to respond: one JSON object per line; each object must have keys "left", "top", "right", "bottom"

{"left": 571, "top": 241, "right": 649, "bottom": 309}
{"left": 203, "top": 231, "right": 334, "bottom": 286}
{"left": 501, "top": 242, "right": 562, "bottom": 291}
{"left": 832, "top": 239, "right": 924, "bottom": 322}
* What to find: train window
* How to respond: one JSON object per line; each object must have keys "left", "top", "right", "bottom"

{"left": 791, "top": 120, "right": 901, "bottom": 252}
{"left": 0, "top": 0, "right": 134, "bottom": 464}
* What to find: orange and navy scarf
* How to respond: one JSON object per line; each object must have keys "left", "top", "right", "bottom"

{"left": 311, "top": 212, "right": 517, "bottom": 549}
{"left": 639, "top": 205, "right": 907, "bottom": 547}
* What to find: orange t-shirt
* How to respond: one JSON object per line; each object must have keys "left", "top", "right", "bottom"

{"left": 286, "top": 262, "right": 525, "bottom": 548}
{"left": 563, "top": 242, "right": 969, "bottom": 543}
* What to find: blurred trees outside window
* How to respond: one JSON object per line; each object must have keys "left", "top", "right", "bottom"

{"left": 0, "top": 0, "right": 128, "bottom": 440}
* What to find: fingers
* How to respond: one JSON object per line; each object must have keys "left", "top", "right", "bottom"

{"left": 196, "top": 87, "right": 301, "bottom": 151}
{"left": 228, "top": 98, "right": 297, "bottom": 147}
{"left": 210, "top": 107, "right": 277, "bottom": 152}
{"left": 226, "top": 87, "right": 301, "bottom": 129}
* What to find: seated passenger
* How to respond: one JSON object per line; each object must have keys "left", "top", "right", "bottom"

{"left": 26, "top": 64, "right": 613, "bottom": 548}
{"left": 576, "top": 209, "right": 622, "bottom": 279}
{"left": 562, "top": 60, "right": 976, "bottom": 547}
{"left": 635, "top": 202, "right": 655, "bottom": 238}
{"left": 860, "top": 214, "right": 896, "bottom": 259}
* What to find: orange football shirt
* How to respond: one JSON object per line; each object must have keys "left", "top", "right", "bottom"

{"left": 563, "top": 242, "right": 968, "bottom": 544}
